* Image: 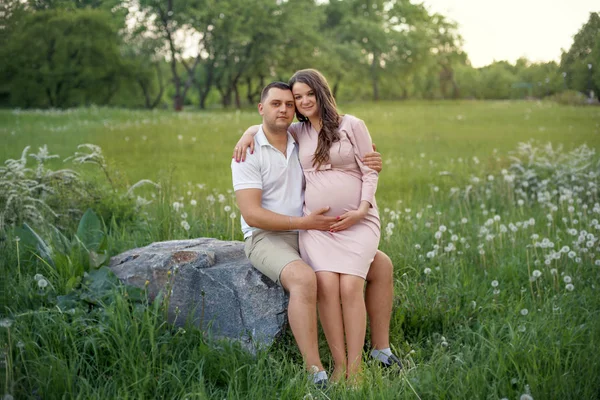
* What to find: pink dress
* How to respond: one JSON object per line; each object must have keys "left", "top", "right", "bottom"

{"left": 290, "top": 115, "right": 380, "bottom": 279}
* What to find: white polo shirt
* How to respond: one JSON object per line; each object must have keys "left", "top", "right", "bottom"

{"left": 231, "top": 126, "right": 305, "bottom": 238}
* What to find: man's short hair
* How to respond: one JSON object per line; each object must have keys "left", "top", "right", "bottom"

{"left": 261, "top": 82, "right": 291, "bottom": 102}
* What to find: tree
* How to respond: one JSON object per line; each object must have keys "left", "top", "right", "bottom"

{"left": 323, "top": 0, "right": 434, "bottom": 101}
{"left": 3, "top": 9, "right": 125, "bottom": 108}
{"left": 561, "top": 12, "right": 600, "bottom": 99}
{"left": 137, "top": 0, "right": 200, "bottom": 111}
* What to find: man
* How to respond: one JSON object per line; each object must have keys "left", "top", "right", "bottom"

{"left": 231, "top": 82, "right": 401, "bottom": 386}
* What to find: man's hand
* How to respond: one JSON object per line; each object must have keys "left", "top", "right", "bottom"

{"left": 363, "top": 143, "right": 382, "bottom": 173}
{"left": 301, "top": 207, "right": 337, "bottom": 230}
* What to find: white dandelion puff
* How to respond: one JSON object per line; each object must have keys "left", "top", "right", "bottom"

{"left": 181, "top": 220, "right": 190, "bottom": 231}
{"left": 0, "top": 319, "right": 13, "bottom": 328}
{"left": 565, "top": 283, "right": 574, "bottom": 291}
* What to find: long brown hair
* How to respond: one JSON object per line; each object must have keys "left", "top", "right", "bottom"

{"left": 288, "top": 69, "right": 340, "bottom": 168}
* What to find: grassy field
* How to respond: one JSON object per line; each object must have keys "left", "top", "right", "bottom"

{"left": 1, "top": 100, "right": 599, "bottom": 202}
{"left": 1, "top": 101, "right": 600, "bottom": 399}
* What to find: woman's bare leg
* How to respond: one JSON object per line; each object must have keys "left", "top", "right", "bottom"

{"left": 340, "top": 274, "right": 367, "bottom": 382}
{"left": 315, "top": 271, "right": 346, "bottom": 381}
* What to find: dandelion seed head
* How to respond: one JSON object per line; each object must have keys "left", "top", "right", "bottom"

{"left": 565, "top": 283, "right": 574, "bottom": 291}
{"left": 37, "top": 278, "right": 48, "bottom": 289}
{"left": 491, "top": 280, "right": 499, "bottom": 287}
{"left": 563, "top": 275, "right": 572, "bottom": 283}
{"left": 180, "top": 220, "right": 190, "bottom": 231}
{"left": 520, "top": 308, "right": 529, "bottom": 316}
{"left": 0, "top": 318, "right": 13, "bottom": 328}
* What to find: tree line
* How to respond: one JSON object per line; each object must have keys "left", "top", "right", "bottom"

{"left": 1, "top": 0, "right": 598, "bottom": 110}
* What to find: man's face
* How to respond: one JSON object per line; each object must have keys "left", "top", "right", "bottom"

{"left": 258, "top": 88, "right": 295, "bottom": 131}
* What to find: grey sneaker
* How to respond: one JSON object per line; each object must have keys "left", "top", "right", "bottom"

{"left": 379, "top": 353, "right": 403, "bottom": 369}
{"left": 310, "top": 366, "right": 328, "bottom": 389}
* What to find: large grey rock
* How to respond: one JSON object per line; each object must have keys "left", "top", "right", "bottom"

{"left": 109, "top": 238, "right": 289, "bottom": 349}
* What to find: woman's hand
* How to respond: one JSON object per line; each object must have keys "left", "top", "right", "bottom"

{"left": 233, "top": 125, "right": 260, "bottom": 162}
{"left": 329, "top": 210, "right": 367, "bottom": 232}
{"left": 329, "top": 201, "right": 371, "bottom": 232}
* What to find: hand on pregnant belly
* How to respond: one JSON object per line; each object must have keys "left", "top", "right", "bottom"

{"left": 329, "top": 208, "right": 368, "bottom": 232}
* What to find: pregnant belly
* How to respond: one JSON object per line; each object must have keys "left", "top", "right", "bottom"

{"left": 304, "top": 173, "right": 362, "bottom": 216}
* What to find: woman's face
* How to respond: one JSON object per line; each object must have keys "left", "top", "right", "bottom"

{"left": 292, "top": 82, "right": 320, "bottom": 120}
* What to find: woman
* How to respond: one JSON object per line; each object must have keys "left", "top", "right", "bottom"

{"left": 237, "top": 69, "right": 380, "bottom": 383}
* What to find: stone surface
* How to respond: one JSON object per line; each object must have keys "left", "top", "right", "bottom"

{"left": 109, "top": 238, "right": 289, "bottom": 349}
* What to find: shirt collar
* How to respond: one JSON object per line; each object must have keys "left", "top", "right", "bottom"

{"left": 256, "top": 124, "right": 297, "bottom": 148}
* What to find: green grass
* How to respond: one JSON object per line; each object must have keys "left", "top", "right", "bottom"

{"left": 1, "top": 101, "right": 600, "bottom": 399}
{"left": 2, "top": 100, "right": 599, "bottom": 202}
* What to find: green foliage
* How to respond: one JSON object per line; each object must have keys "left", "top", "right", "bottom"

{"left": 3, "top": 9, "right": 126, "bottom": 108}
{"left": 0, "top": 145, "right": 80, "bottom": 231}
{"left": 1, "top": 1, "right": 589, "bottom": 108}
{"left": 561, "top": 12, "right": 600, "bottom": 99}
{"left": 548, "top": 90, "right": 589, "bottom": 106}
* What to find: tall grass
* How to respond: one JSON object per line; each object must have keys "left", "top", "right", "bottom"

{"left": 1, "top": 101, "right": 600, "bottom": 399}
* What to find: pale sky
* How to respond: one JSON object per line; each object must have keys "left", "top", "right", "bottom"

{"left": 422, "top": 0, "right": 599, "bottom": 67}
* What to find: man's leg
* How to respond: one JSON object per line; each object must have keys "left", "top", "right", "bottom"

{"left": 365, "top": 250, "right": 402, "bottom": 368}
{"left": 365, "top": 250, "right": 394, "bottom": 349}
{"left": 279, "top": 260, "right": 325, "bottom": 372}
{"left": 245, "top": 231, "right": 326, "bottom": 377}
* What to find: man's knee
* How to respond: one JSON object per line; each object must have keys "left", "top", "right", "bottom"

{"left": 280, "top": 260, "right": 317, "bottom": 294}
{"left": 366, "top": 250, "right": 393, "bottom": 284}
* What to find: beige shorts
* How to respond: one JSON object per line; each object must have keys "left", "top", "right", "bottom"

{"left": 244, "top": 230, "right": 302, "bottom": 285}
